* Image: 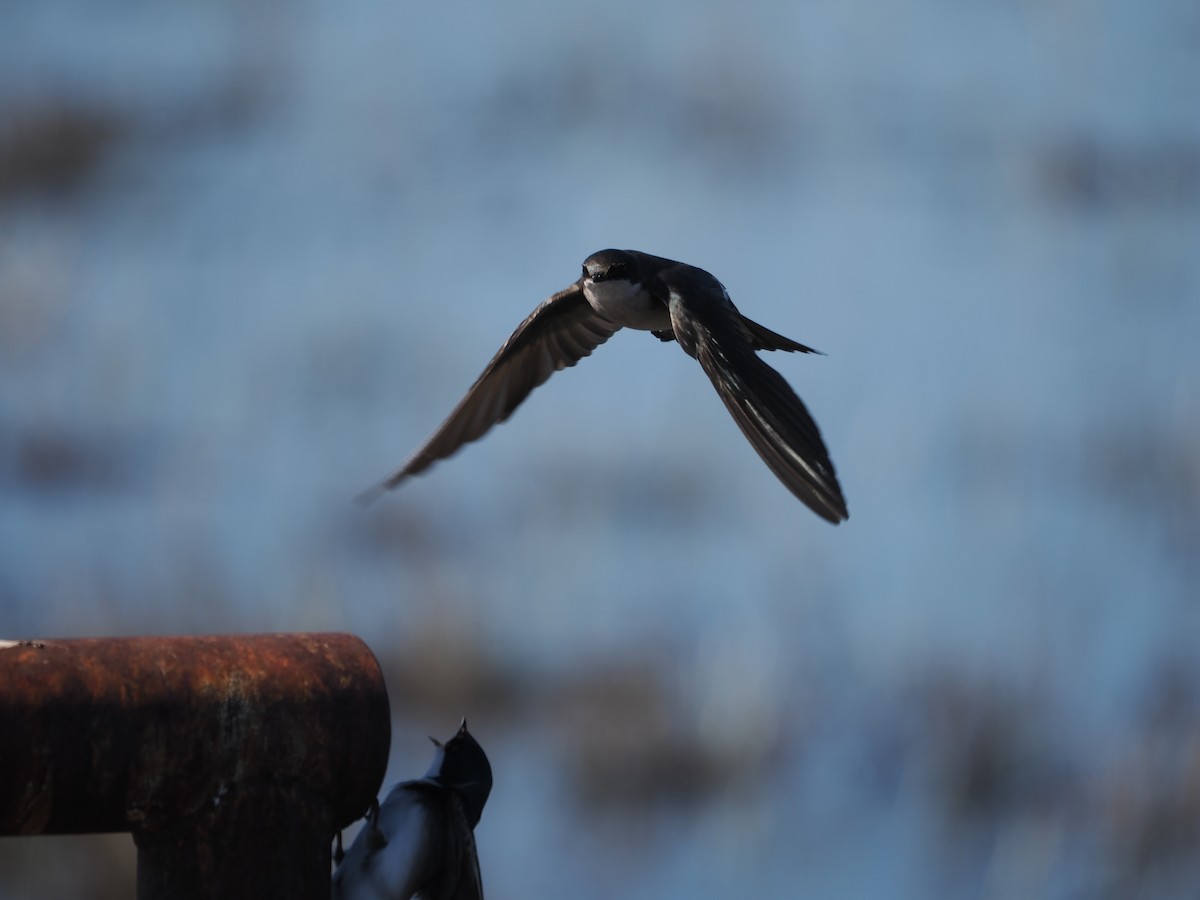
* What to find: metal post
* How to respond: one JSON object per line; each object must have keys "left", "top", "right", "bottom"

{"left": 0, "top": 633, "right": 391, "bottom": 900}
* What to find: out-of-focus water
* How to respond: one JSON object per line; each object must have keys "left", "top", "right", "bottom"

{"left": 2, "top": 0, "right": 1198, "bottom": 898}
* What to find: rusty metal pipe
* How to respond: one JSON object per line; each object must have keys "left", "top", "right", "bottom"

{"left": 0, "top": 633, "right": 391, "bottom": 899}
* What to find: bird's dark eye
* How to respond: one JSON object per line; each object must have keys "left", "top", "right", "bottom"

{"left": 585, "top": 258, "right": 628, "bottom": 283}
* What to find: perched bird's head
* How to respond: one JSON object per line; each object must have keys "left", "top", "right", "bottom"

{"left": 426, "top": 719, "right": 493, "bottom": 828}
{"left": 581, "top": 249, "right": 639, "bottom": 286}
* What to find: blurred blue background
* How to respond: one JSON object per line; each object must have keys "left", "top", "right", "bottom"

{"left": 2, "top": 0, "right": 1198, "bottom": 897}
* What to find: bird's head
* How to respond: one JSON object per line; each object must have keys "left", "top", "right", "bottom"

{"left": 427, "top": 719, "right": 493, "bottom": 828}
{"left": 581, "top": 249, "right": 639, "bottom": 287}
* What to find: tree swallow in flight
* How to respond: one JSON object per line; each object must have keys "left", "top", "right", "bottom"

{"left": 332, "top": 720, "right": 492, "bottom": 900}
{"left": 359, "top": 250, "right": 849, "bottom": 523}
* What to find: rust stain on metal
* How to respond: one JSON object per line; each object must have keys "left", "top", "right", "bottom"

{"left": 0, "top": 633, "right": 391, "bottom": 838}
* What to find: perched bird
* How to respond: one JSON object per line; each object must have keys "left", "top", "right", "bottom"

{"left": 332, "top": 720, "right": 492, "bottom": 900}
{"left": 359, "top": 249, "right": 848, "bottom": 523}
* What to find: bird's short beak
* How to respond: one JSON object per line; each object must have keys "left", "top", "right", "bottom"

{"left": 428, "top": 736, "right": 442, "bottom": 748}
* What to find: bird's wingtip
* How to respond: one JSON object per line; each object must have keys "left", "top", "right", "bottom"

{"left": 355, "top": 467, "right": 413, "bottom": 506}
{"left": 354, "top": 482, "right": 388, "bottom": 507}
{"left": 818, "top": 494, "right": 849, "bottom": 524}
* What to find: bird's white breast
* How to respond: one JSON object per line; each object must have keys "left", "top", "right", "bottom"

{"left": 583, "top": 280, "right": 672, "bottom": 331}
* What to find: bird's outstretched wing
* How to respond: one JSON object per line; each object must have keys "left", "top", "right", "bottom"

{"left": 358, "top": 286, "right": 618, "bottom": 504}
{"left": 661, "top": 271, "right": 848, "bottom": 523}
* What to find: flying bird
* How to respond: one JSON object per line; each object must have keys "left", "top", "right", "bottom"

{"left": 332, "top": 720, "right": 492, "bottom": 900}
{"left": 359, "top": 249, "right": 848, "bottom": 523}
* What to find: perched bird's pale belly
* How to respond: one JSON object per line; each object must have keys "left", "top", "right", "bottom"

{"left": 583, "top": 281, "right": 672, "bottom": 331}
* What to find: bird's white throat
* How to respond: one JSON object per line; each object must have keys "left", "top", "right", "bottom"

{"left": 583, "top": 279, "right": 672, "bottom": 331}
